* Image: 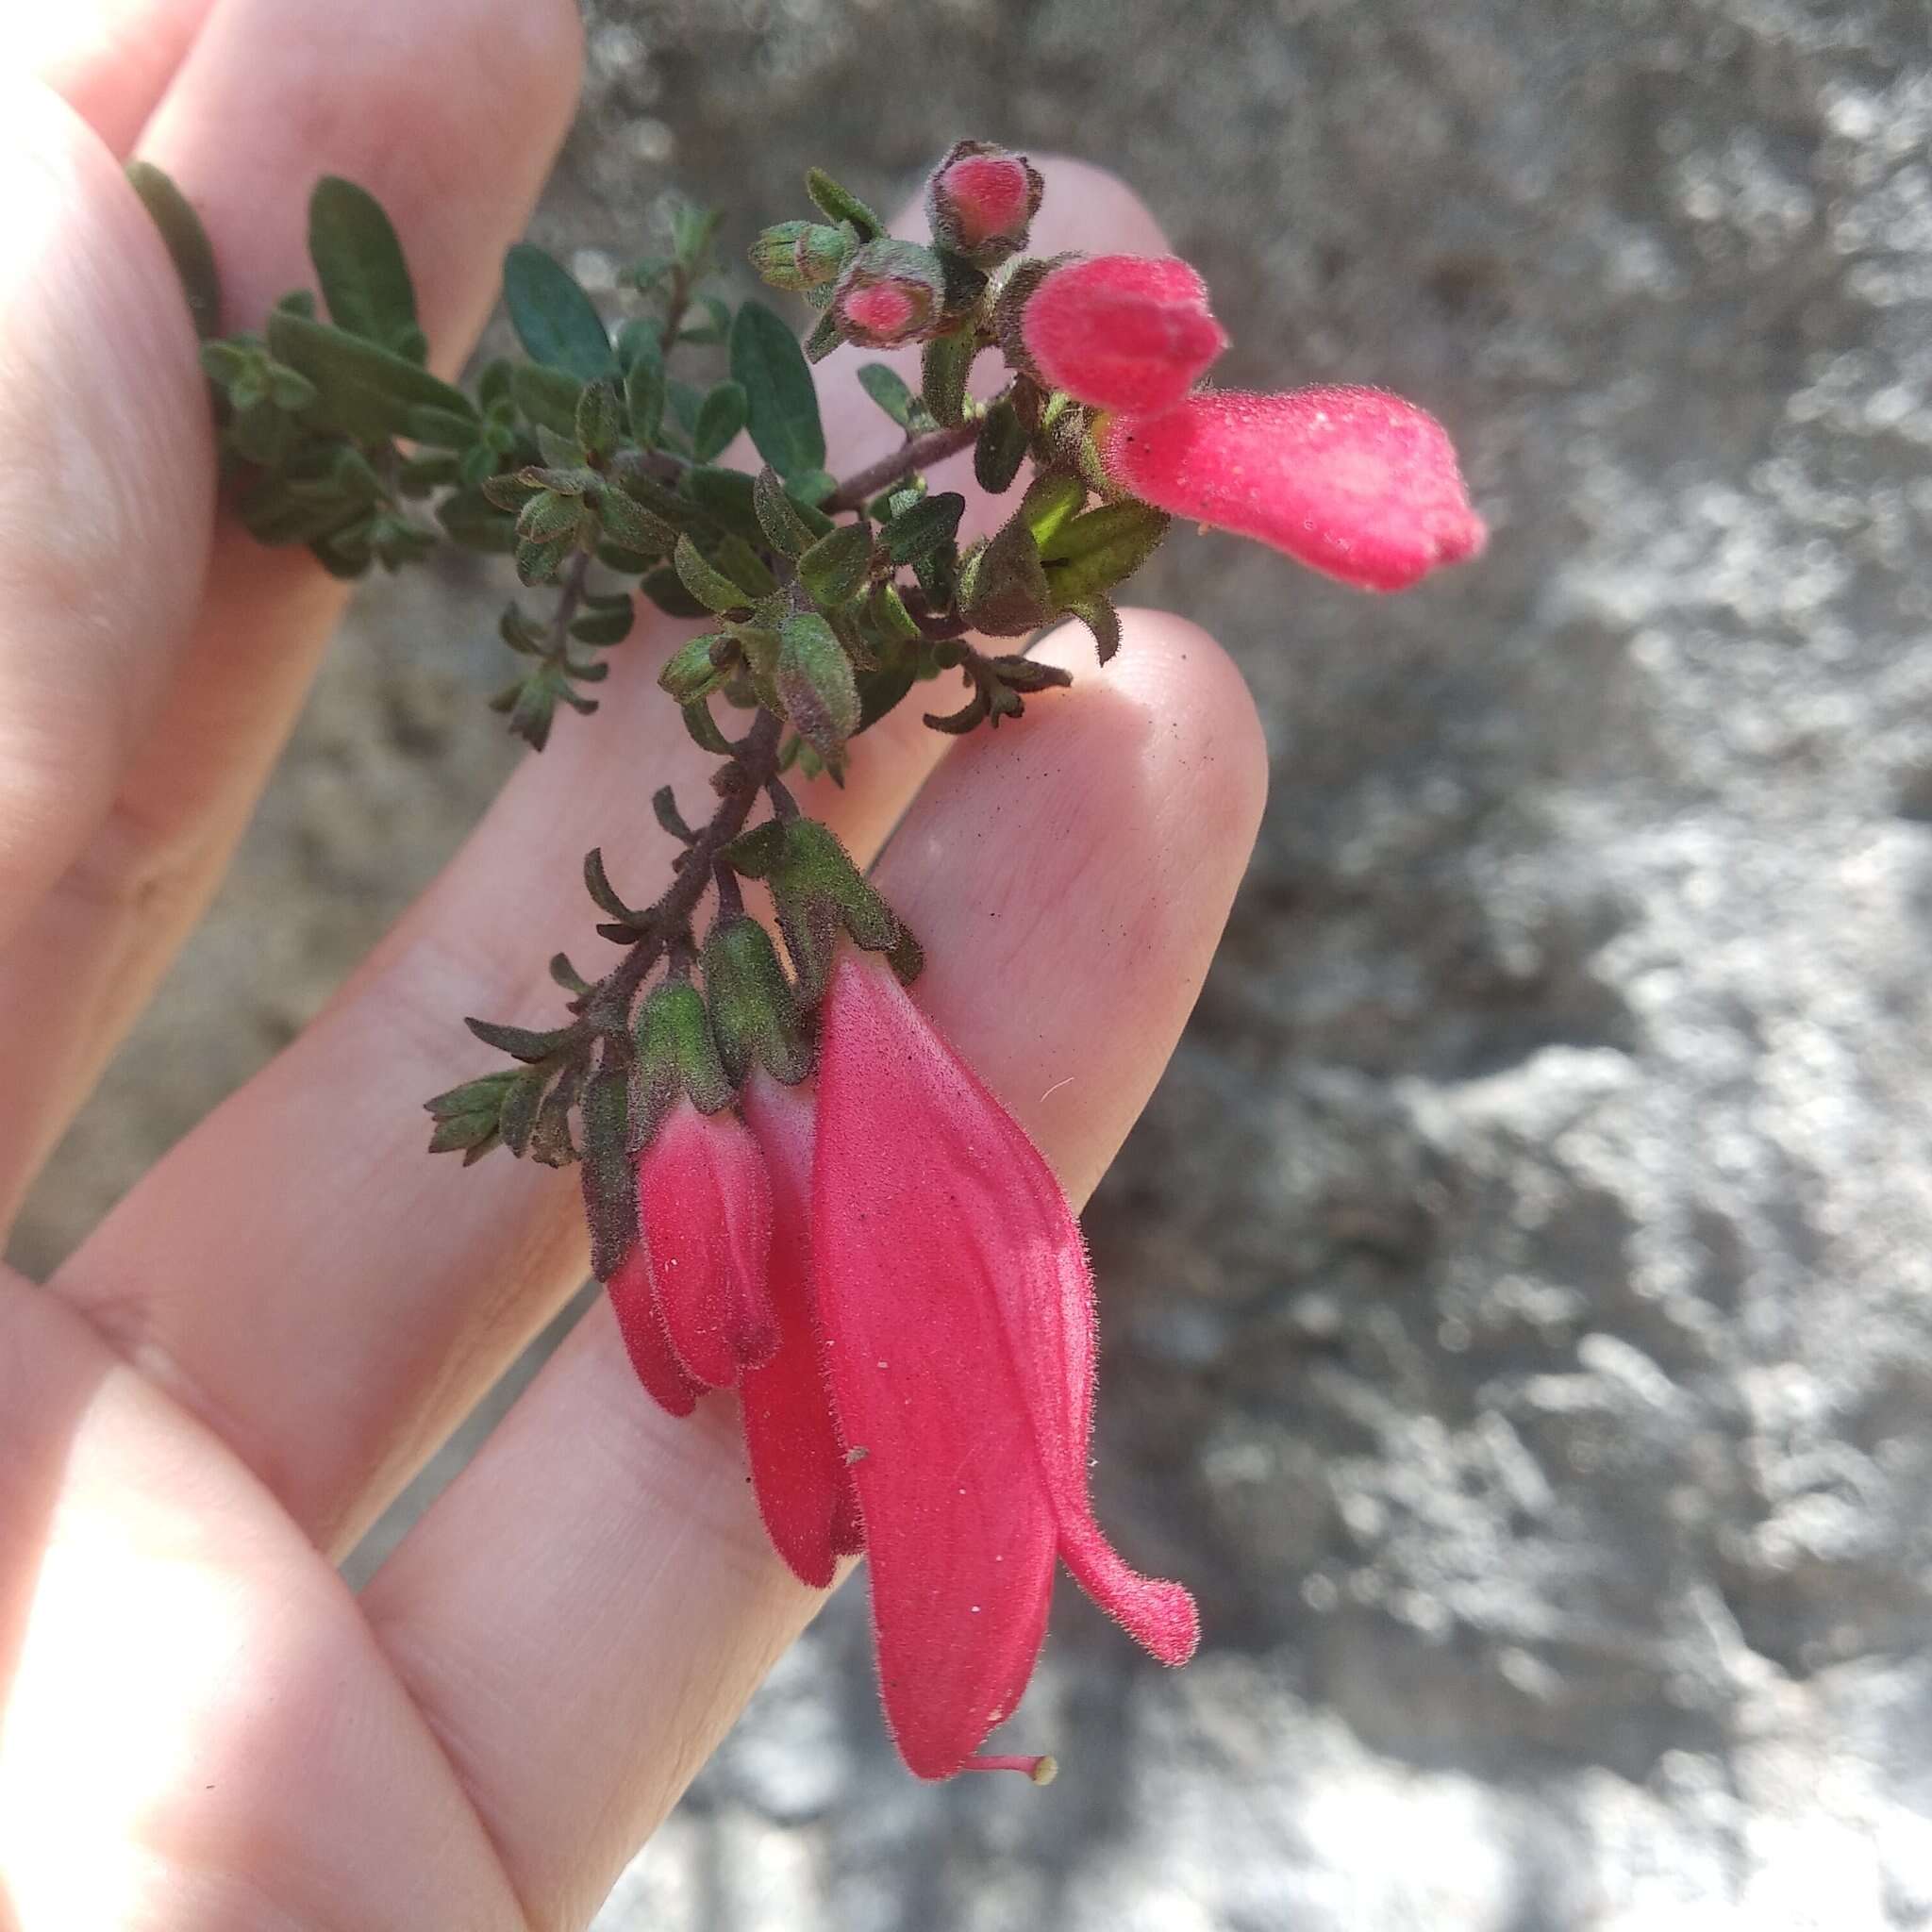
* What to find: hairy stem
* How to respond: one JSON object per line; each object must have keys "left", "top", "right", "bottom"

{"left": 824, "top": 417, "right": 982, "bottom": 513}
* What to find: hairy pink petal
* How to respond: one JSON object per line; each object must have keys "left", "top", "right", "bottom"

{"left": 1022, "top": 254, "right": 1227, "bottom": 415}
{"left": 606, "top": 1240, "right": 703, "bottom": 1419}
{"left": 814, "top": 950, "right": 1196, "bottom": 1778}
{"left": 639, "top": 1098, "right": 776, "bottom": 1390}
{"left": 739, "top": 1074, "right": 862, "bottom": 1590}
{"left": 1100, "top": 385, "right": 1487, "bottom": 591}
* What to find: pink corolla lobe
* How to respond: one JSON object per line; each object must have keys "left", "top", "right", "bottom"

{"left": 1020, "top": 253, "right": 1229, "bottom": 416}
{"left": 1099, "top": 384, "right": 1487, "bottom": 591}
{"left": 811, "top": 948, "right": 1199, "bottom": 1780}
{"left": 632, "top": 1096, "right": 776, "bottom": 1392}
{"left": 739, "top": 1073, "right": 864, "bottom": 1591}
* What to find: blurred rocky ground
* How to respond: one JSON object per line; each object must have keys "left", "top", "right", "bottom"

{"left": 19, "top": 0, "right": 1932, "bottom": 1924}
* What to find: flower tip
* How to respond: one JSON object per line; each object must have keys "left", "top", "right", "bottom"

{"left": 1020, "top": 253, "right": 1227, "bottom": 416}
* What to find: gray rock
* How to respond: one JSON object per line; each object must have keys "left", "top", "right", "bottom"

{"left": 16, "top": 0, "right": 1932, "bottom": 1924}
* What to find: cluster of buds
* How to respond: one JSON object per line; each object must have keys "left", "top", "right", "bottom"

{"left": 166, "top": 130, "right": 1487, "bottom": 1781}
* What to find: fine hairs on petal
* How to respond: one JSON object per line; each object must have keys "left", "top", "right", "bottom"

{"left": 1099, "top": 385, "right": 1487, "bottom": 591}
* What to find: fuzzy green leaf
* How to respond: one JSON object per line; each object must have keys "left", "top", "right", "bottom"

{"left": 729, "top": 300, "right": 825, "bottom": 481}
{"left": 503, "top": 243, "right": 614, "bottom": 380}
{"left": 266, "top": 308, "right": 475, "bottom": 444}
{"left": 691, "top": 379, "right": 748, "bottom": 463}
{"left": 308, "top": 176, "right": 419, "bottom": 355}
{"left": 674, "top": 534, "right": 751, "bottom": 614}
{"left": 883, "top": 491, "right": 965, "bottom": 565}
{"left": 797, "top": 522, "right": 874, "bottom": 608}
{"left": 126, "top": 160, "right": 221, "bottom": 338}
{"left": 805, "top": 167, "right": 883, "bottom": 242}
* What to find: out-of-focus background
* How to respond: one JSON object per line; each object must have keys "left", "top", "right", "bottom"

{"left": 17, "top": 0, "right": 1932, "bottom": 1924}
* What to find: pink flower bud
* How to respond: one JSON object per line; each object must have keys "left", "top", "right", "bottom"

{"left": 636, "top": 1096, "right": 776, "bottom": 1390}
{"left": 830, "top": 239, "right": 949, "bottom": 349}
{"left": 1098, "top": 385, "right": 1487, "bottom": 591}
{"left": 926, "top": 141, "right": 1043, "bottom": 265}
{"left": 811, "top": 949, "right": 1197, "bottom": 1780}
{"left": 1020, "top": 254, "right": 1228, "bottom": 416}
{"left": 739, "top": 1073, "right": 863, "bottom": 1589}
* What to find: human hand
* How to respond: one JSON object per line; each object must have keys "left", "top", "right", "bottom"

{"left": 0, "top": 3, "right": 1267, "bottom": 1924}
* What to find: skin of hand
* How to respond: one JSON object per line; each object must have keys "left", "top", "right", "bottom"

{"left": 0, "top": 4, "right": 1268, "bottom": 1927}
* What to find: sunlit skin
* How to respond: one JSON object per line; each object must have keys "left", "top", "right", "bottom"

{"left": 0, "top": 4, "right": 1267, "bottom": 1926}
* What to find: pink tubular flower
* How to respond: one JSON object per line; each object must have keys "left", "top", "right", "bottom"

{"left": 739, "top": 1073, "right": 864, "bottom": 1589}
{"left": 633, "top": 1097, "right": 776, "bottom": 1391}
{"left": 1020, "top": 254, "right": 1228, "bottom": 415}
{"left": 1098, "top": 385, "right": 1487, "bottom": 591}
{"left": 811, "top": 948, "right": 1199, "bottom": 1781}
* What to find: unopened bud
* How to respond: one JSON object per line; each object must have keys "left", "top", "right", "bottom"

{"left": 925, "top": 141, "right": 1043, "bottom": 267}
{"left": 1020, "top": 254, "right": 1228, "bottom": 416}
{"left": 830, "top": 240, "right": 950, "bottom": 349}
{"left": 748, "top": 220, "right": 854, "bottom": 292}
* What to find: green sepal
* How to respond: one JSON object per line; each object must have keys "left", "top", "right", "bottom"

{"left": 1018, "top": 470, "right": 1087, "bottom": 549}
{"left": 1068, "top": 594, "right": 1124, "bottom": 664}
{"left": 658, "top": 632, "right": 732, "bottom": 702}
{"left": 974, "top": 396, "right": 1030, "bottom": 494}
{"left": 126, "top": 160, "right": 222, "bottom": 337}
{"left": 634, "top": 981, "right": 733, "bottom": 1131}
{"left": 796, "top": 522, "right": 874, "bottom": 607}
{"left": 958, "top": 514, "right": 1055, "bottom": 637}
{"left": 703, "top": 916, "right": 810, "bottom": 1086}
{"left": 805, "top": 167, "right": 884, "bottom": 242}
{"left": 579, "top": 1063, "right": 637, "bottom": 1281}
{"left": 776, "top": 613, "right": 861, "bottom": 780}
{"left": 1038, "top": 501, "right": 1172, "bottom": 601}
{"left": 722, "top": 817, "right": 910, "bottom": 1004}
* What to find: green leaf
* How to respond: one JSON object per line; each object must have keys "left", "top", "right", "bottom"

{"left": 640, "top": 563, "right": 710, "bottom": 620}
{"left": 266, "top": 308, "right": 475, "bottom": 444}
{"left": 125, "top": 160, "right": 221, "bottom": 338}
{"left": 959, "top": 516, "right": 1055, "bottom": 637}
{"left": 624, "top": 342, "right": 665, "bottom": 446}
{"left": 855, "top": 656, "right": 919, "bottom": 731}
{"left": 856, "top": 362, "right": 924, "bottom": 428}
{"left": 884, "top": 491, "right": 965, "bottom": 565}
{"left": 776, "top": 613, "right": 861, "bottom": 777}
{"left": 596, "top": 485, "right": 674, "bottom": 558}
{"left": 307, "top": 176, "right": 419, "bottom": 355}
{"left": 437, "top": 488, "right": 519, "bottom": 554}
{"left": 575, "top": 379, "right": 624, "bottom": 458}
{"left": 797, "top": 522, "right": 873, "bottom": 608}
{"left": 679, "top": 465, "right": 765, "bottom": 545}
{"left": 674, "top": 534, "right": 751, "bottom": 613}
{"left": 753, "top": 465, "right": 830, "bottom": 557}
{"left": 691, "top": 380, "right": 748, "bottom": 463}
{"left": 502, "top": 242, "right": 614, "bottom": 380}
{"left": 729, "top": 300, "right": 825, "bottom": 481}
{"left": 510, "top": 363, "right": 584, "bottom": 440}
{"left": 805, "top": 167, "right": 883, "bottom": 241}
{"left": 1019, "top": 470, "right": 1087, "bottom": 550}
{"left": 464, "top": 1016, "right": 573, "bottom": 1062}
